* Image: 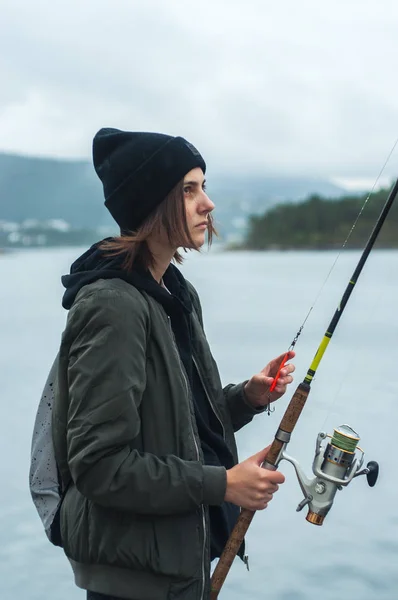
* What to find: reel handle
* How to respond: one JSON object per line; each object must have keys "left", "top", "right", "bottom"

{"left": 366, "top": 461, "right": 379, "bottom": 487}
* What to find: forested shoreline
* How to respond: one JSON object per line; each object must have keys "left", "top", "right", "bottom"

{"left": 241, "top": 188, "right": 398, "bottom": 249}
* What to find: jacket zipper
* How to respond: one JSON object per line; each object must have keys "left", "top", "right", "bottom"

{"left": 167, "top": 317, "right": 206, "bottom": 600}
{"left": 193, "top": 352, "right": 249, "bottom": 568}
{"left": 192, "top": 355, "right": 226, "bottom": 441}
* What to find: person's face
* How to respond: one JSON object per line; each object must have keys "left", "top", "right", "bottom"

{"left": 183, "top": 167, "right": 215, "bottom": 248}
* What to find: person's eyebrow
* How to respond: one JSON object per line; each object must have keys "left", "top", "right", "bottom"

{"left": 184, "top": 179, "right": 206, "bottom": 187}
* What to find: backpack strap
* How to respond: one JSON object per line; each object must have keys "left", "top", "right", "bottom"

{"left": 29, "top": 354, "right": 70, "bottom": 546}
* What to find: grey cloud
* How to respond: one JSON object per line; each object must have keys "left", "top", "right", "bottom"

{"left": 1, "top": 0, "right": 398, "bottom": 181}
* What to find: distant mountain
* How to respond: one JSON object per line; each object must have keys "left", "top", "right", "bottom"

{"left": 0, "top": 153, "right": 110, "bottom": 229}
{"left": 205, "top": 175, "right": 347, "bottom": 241}
{"left": 0, "top": 152, "right": 347, "bottom": 241}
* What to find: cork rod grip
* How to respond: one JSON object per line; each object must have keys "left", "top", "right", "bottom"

{"left": 210, "top": 382, "right": 311, "bottom": 599}
{"left": 210, "top": 508, "right": 255, "bottom": 600}
{"left": 279, "top": 382, "right": 310, "bottom": 433}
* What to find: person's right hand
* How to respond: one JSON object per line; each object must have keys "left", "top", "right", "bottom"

{"left": 225, "top": 445, "right": 285, "bottom": 511}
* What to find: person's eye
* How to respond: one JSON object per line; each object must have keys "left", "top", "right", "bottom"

{"left": 184, "top": 186, "right": 191, "bottom": 194}
{"left": 202, "top": 183, "right": 207, "bottom": 192}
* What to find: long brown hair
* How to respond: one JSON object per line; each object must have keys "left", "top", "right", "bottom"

{"left": 100, "top": 179, "right": 217, "bottom": 271}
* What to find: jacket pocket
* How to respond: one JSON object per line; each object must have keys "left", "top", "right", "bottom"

{"left": 150, "top": 511, "right": 202, "bottom": 579}
{"left": 64, "top": 493, "right": 203, "bottom": 580}
{"left": 60, "top": 487, "right": 91, "bottom": 562}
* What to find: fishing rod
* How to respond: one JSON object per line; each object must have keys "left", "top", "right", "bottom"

{"left": 210, "top": 177, "right": 398, "bottom": 599}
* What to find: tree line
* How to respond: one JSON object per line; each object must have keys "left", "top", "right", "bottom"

{"left": 242, "top": 187, "right": 398, "bottom": 250}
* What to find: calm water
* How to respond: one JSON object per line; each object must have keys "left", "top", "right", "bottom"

{"left": 1, "top": 247, "right": 398, "bottom": 600}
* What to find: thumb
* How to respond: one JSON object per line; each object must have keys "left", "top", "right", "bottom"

{"left": 251, "top": 444, "right": 272, "bottom": 466}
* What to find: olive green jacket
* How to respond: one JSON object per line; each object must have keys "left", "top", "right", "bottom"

{"left": 52, "top": 277, "right": 263, "bottom": 600}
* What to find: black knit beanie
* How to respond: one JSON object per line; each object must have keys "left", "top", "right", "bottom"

{"left": 92, "top": 127, "right": 206, "bottom": 232}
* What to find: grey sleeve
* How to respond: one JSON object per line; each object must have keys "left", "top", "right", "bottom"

{"left": 223, "top": 381, "right": 266, "bottom": 432}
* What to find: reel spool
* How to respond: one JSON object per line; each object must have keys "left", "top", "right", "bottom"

{"left": 280, "top": 424, "right": 379, "bottom": 525}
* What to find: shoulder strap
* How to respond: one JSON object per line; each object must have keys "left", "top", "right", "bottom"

{"left": 29, "top": 354, "right": 69, "bottom": 545}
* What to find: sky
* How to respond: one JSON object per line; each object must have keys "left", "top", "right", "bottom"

{"left": 1, "top": 0, "right": 398, "bottom": 187}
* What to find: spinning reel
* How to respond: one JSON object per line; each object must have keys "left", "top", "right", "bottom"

{"left": 280, "top": 424, "right": 379, "bottom": 525}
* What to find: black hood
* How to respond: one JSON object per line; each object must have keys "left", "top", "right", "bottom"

{"left": 61, "top": 240, "right": 192, "bottom": 317}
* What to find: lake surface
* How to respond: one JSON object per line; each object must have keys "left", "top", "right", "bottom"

{"left": 1, "top": 247, "right": 397, "bottom": 600}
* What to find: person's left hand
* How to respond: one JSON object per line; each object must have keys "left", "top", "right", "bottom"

{"left": 244, "top": 351, "right": 296, "bottom": 408}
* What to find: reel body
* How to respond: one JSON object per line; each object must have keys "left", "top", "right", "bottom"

{"left": 280, "top": 425, "right": 379, "bottom": 525}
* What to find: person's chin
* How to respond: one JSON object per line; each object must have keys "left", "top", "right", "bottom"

{"left": 192, "top": 233, "right": 206, "bottom": 248}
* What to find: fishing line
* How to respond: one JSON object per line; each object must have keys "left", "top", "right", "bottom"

{"left": 331, "top": 427, "right": 359, "bottom": 453}
{"left": 270, "top": 136, "right": 398, "bottom": 394}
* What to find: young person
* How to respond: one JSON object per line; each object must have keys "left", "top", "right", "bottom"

{"left": 52, "top": 128, "right": 295, "bottom": 600}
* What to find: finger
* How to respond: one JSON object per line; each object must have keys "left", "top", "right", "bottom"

{"left": 254, "top": 496, "right": 271, "bottom": 510}
{"left": 258, "top": 479, "right": 279, "bottom": 493}
{"left": 259, "top": 477, "right": 283, "bottom": 492}
{"left": 251, "top": 374, "right": 272, "bottom": 387}
{"left": 255, "top": 490, "right": 272, "bottom": 501}
{"left": 268, "top": 352, "right": 296, "bottom": 391}
{"left": 266, "top": 483, "right": 279, "bottom": 494}
{"left": 273, "top": 350, "right": 295, "bottom": 364}
{"left": 281, "top": 364, "right": 296, "bottom": 376}
{"left": 263, "top": 354, "right": 285, "bottom": 376}
{"left": 252, "top": 444, "right": 272, "bottom": 464}
{"left": 265, "top": 470, "right": 285, "bottom": 485}
{"left": 263, "top": 492, "right": 273, "bottom": 504}
{"left": 260, "top": 492, "right": 273, "bottom": 504}
{"left": 277, "top": 375, "right": 294, "bottom": 387}
{"left": 256, "top": 491, "right": 273, "bottom": 502}
{"left": 275, "top": 351, "right": 291, "bottom": 364}
{"left": 273, "top": 374, "right": 294, "bottom": 390}
{"left": 250, "top": 374, "right": 273, "bottom": 391}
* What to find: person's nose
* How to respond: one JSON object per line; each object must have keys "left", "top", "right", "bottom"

{"left": 199, "top": 191, "right": 215, "bottom": 214}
